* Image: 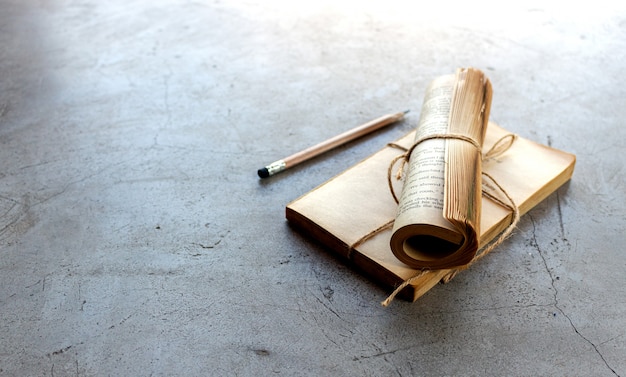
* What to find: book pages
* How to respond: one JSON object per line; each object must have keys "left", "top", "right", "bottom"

{"left": 390, "top": 69, "right": 492, "bottom": 269}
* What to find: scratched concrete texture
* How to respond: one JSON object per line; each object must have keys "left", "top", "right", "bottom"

{"left": 1, "top": 0, "right": 625, "bottom": 376}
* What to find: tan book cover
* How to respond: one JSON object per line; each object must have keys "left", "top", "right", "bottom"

{"left": 286, "top": 122, "right": 576, "bottom": 302}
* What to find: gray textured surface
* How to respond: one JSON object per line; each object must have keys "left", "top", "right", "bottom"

{"left": 1, "top": 1, "right": 625, "bottom": 376}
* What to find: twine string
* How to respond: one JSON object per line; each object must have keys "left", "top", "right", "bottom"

{"left": 387, "top": 133, "right": 481, "bottom": 204}
{"left": 366, "top": 132, "right": 520, "bottom": 306}
{"left": 438, "top": 172, "right": 520, "bottom": 283}
{"left": 483, "top": 134, "right": 518, "bottom": 161}
{"left": 347, "top": 219, "right": 395, "bottom": 258}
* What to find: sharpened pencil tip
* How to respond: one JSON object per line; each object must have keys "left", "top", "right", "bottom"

{"left": 403, "top": 109, "right": 410, "bottom": 114}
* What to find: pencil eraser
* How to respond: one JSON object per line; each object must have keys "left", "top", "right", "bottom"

{"left": 257, "top": 167, "right": 269, "bottom": 178}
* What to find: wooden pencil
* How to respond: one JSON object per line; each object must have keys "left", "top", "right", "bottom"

{"left": 258, "top": 110, "right": 409, "bottom": 178}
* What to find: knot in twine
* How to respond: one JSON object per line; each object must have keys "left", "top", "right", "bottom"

{"left": 380, "top": 133, "right": 519, "bottom": 307}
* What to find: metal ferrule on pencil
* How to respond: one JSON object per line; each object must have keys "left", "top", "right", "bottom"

{"left": 266, "top": 160, "right": 287, "bottom": 177}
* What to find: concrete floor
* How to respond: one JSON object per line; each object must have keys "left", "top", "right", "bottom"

{"left": 1, "top": 1, "right": 625, "bottom": 376}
